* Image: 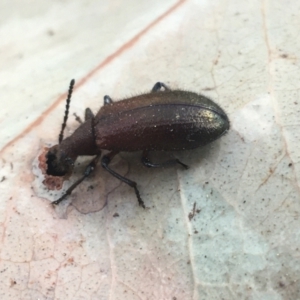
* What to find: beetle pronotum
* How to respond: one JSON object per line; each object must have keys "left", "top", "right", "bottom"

{"left": 45, "top": 80, "right": 229, "bottom": 208}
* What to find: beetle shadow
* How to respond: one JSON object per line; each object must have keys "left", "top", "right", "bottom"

{"left": 68, "top": 154, "right": 129, "bottom": 214}
{"left": 34, "top": 138, "right": 226, "bottom": 217}
{"left": 68, "top": 138, "right": 226, "bottom": 214}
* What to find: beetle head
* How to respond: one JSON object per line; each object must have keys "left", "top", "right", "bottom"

{"left": 46, "top": 145, "right": 75, "bottom": 177}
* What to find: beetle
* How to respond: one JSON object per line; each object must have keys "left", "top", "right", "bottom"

{"left": 46, "top": 80, "right": 229, "bottom": 208}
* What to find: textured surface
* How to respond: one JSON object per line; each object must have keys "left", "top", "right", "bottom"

{"left": 1, "top": 0, "right": 300, "bottom": 299}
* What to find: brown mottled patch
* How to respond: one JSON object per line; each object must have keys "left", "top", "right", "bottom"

{"left": 38, "top": 147, "right": 69, "bottom": 190}
{"left": 10, "top": 279, "right": 16, "bottom": 287}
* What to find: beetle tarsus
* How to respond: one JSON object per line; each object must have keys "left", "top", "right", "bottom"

{"left": 135, "top": 188, "right": 145, "bottom": 209}
{"left": 175, "top": 159, "right": 189, "bottom": 170}
{"left": 151, "top": 82, "right": 170, "bottom": 92}
{"left": 142, "top": 152, "right": 188, "bottom": 169}
{"left": 85, "top": 108, "right": 94, "bottom": 120}
{"left": 52, "top": 193, "right": 69, "bottom": 205}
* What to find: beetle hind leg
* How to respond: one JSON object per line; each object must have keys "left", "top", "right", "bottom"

{"left": 151, "top": 82, "right": 170, "bottom": 92}
{"left": 142, "top": 151, "right": 188, "bottom": 169}
{"left": 101, "top": 152, "right": 145, "bottom": 208}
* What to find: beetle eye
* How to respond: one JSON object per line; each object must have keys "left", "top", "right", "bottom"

{"left": 46, "top": 151, "right": 69, "bottom": 176}
{"left": 64, "top": 157, "right": 75, "bottom": 167}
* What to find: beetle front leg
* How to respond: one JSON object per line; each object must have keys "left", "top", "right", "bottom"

{"left": 103, "top": 95, "right": 113, "bottom": 105}
{"left": 52, "top": 154, "right": 101, "bottom": 205}
{"left": 101, "top": 152, "right": 145, "bottom": 208}
{"left": 142, "top": 151, "right": 188, "bottom": 169}
{"left": 151, "top": 82, "right": 170, "bottom": 92}
{"left": 73, "top": 108, "right": 94, "bottom": 124}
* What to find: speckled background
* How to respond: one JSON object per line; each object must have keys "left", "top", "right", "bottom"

{"left": 0, "top": 0, "right": 299, "bottom": 299}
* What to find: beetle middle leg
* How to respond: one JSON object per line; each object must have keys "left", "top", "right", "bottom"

{"left": 52, "top": 153, "right": 101, "bottom": 205}
{"left": 141, "top": 151, "right": 188, "bottom": 169}
{"left": 151, "top": 82, "right": 170, "bottom": 92}
{"left": 101, "top": 151, "right": 145, "bottom": 208}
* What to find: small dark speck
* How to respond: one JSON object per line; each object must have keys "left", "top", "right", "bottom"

{"left": 280, "top": 54, "right": 288, "bottom": 58}
{"left": 202, "top": 87, "right": 215, "bottom": 91}
{"left": 173, "top": 297, "right": 177, "bottom": 300}
{"left": 294, "top": 102, "right": 298, "bottom": 105}
{"left": 10, "top": 279, "right": 17, "bottom": 287}
{"left": 0, "top": 176, "right": 6, "bottom": 182}
{"left": 87, "top": 185, "right": 94, "bottom": 191}
{"left": 113, "top": 213, "right": 119, "bottom": 217}
{"left": 288, "top": 163, "right": 293, "bottom": 167}
{"left": 47, "top": 29, "right": 55, "bottom": 36}
{"left": 278, "top": 281, "right": 285, "bottom": 288}
{"left": 188, "top": 202, "right": 197, "bottom": 221}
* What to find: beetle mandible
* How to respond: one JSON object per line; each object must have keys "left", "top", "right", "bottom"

{"left": 46, "top": 80, "right": 230, "bottom": 208}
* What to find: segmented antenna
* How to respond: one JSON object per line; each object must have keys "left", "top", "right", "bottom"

{"left": 58, "top": 79, "right": 75, "bottom": 144}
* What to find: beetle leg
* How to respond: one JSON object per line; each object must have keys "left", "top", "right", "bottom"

{"left": 73, "top": 108, "right": 94, "bottom": 124}
{"left": 51, "top": 154, "right": 101, "bottom": 206}
{"left": 85, "top": 108, "right": 94, "bottom": 120}
{"left": 141, "top": 151, "right": 188, "bottom": 169}
{"left": 151, "top": 82, "right": 170, "bottom": 92}
{"left": 104, "top": 95, "right": 113, "bottom": 105}
{"left": 73, "top": 112, "right": 83, "bottom": 124}
{"left": 101, "top": 152, "right": 145, "bottom": 208}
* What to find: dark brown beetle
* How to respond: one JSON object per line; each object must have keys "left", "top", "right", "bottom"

{"left": 46, "top": 80, "right": 229, "bottom": 208}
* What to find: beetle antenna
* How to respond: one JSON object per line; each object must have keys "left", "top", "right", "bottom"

{"left": 58, "top": 79, "right": 75, "bottom": 143}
